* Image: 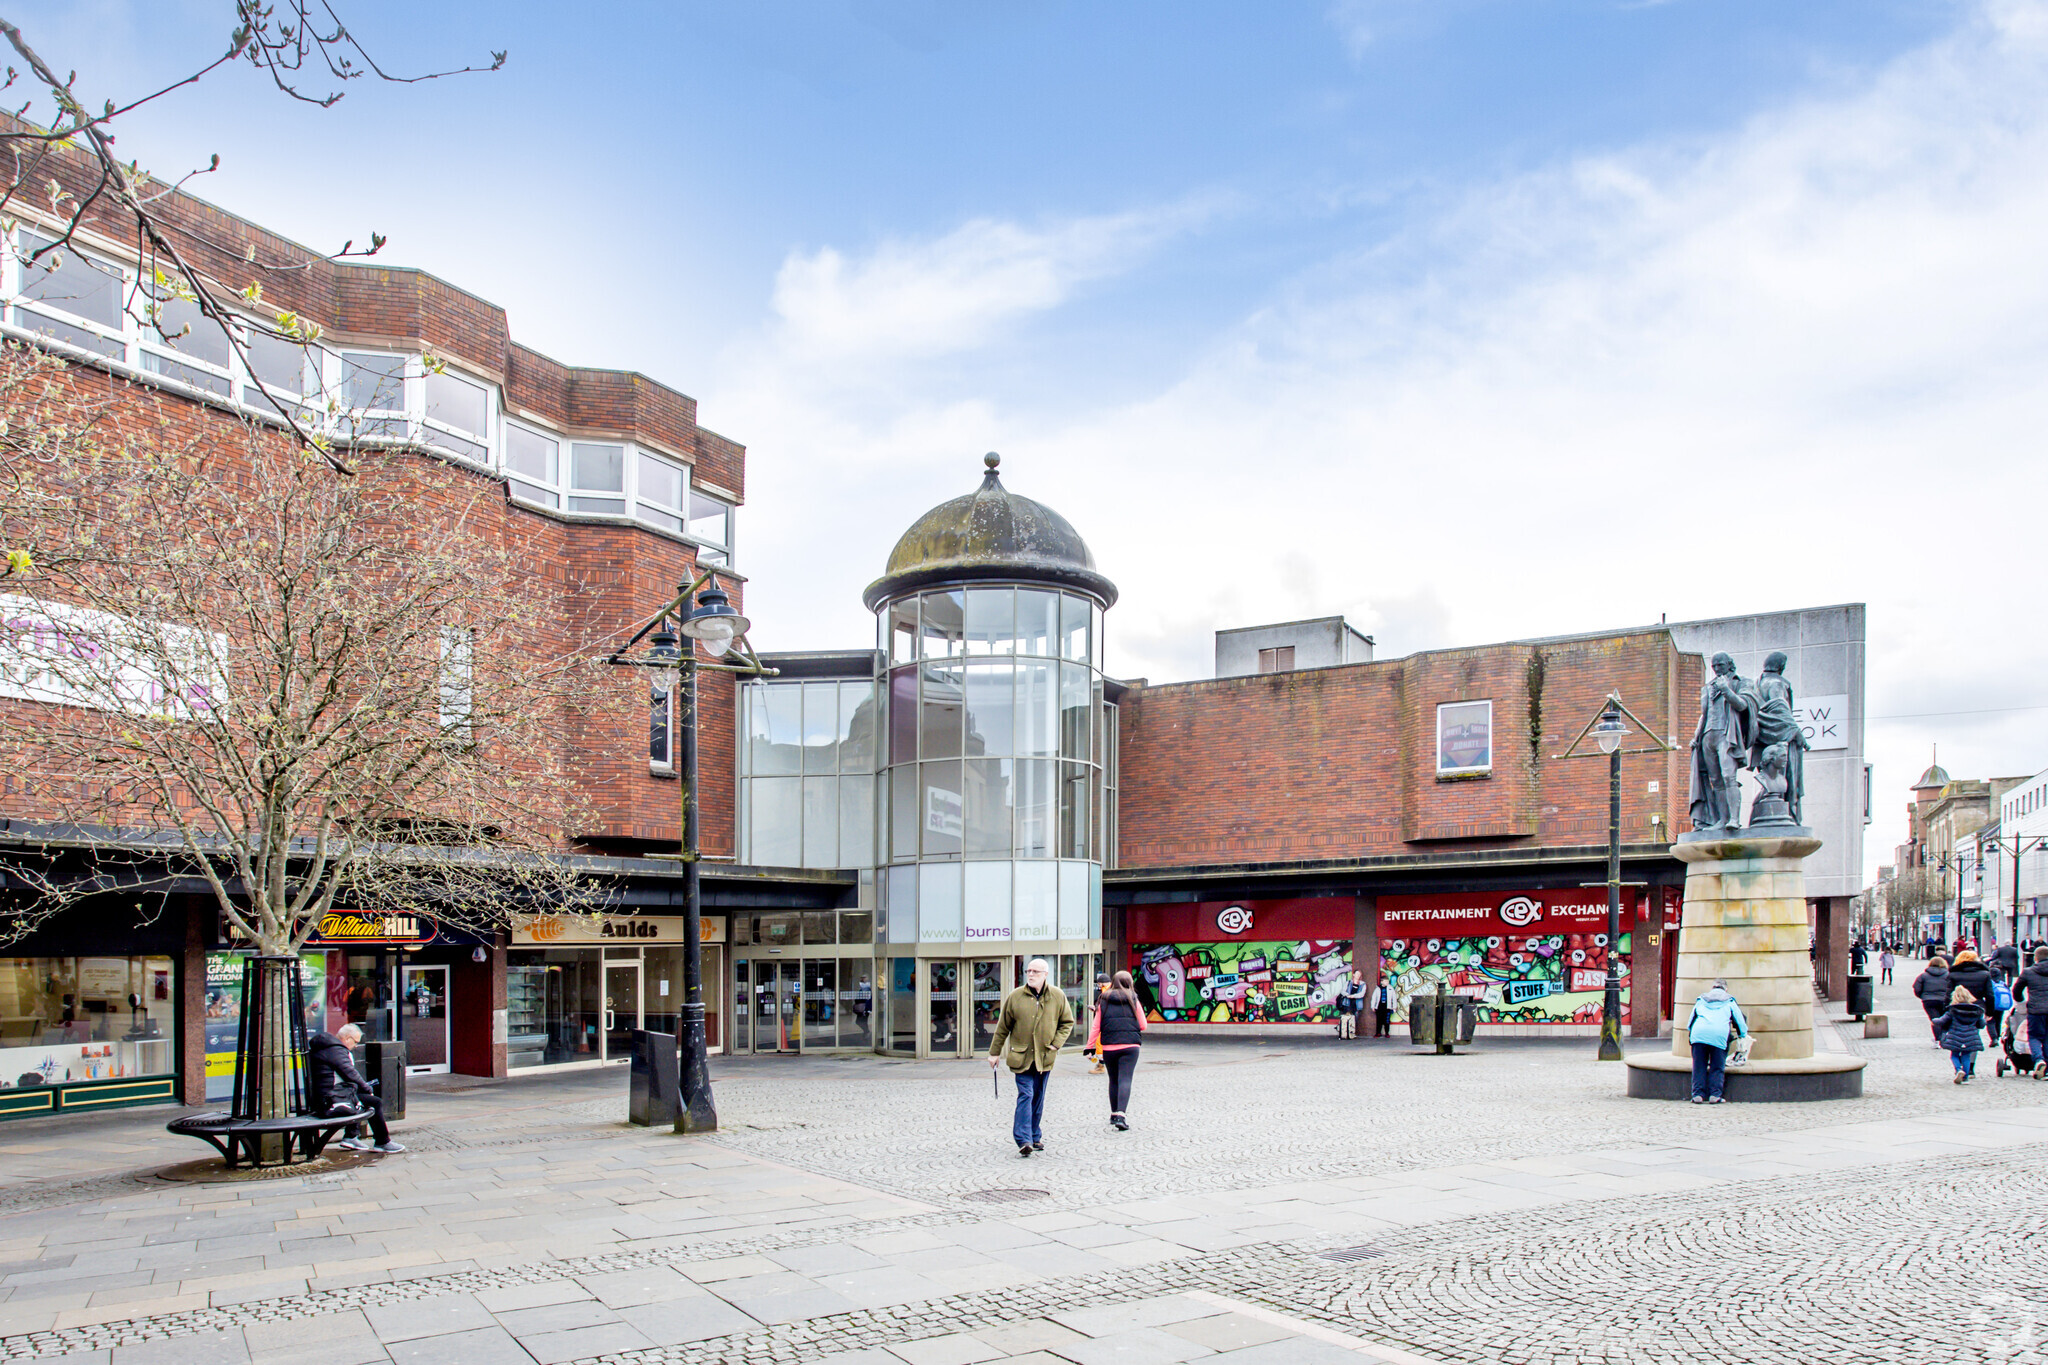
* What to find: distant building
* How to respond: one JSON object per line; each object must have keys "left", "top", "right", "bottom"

{"left": 1983, "top": 766, "right": 2048, "bottom": 942}
{"left": 1215, "top": 617, "right": 1374, "bottom": 677}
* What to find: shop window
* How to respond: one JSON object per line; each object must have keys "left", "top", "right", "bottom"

{"left": 1257, "top": 645, "right": 1294, "bottom": 673}
{"left": 2, "top": 957, "right": 175, "bottom": 1093}
{"left": 1436, "top": 699, "right": 1493, "bottom": 776}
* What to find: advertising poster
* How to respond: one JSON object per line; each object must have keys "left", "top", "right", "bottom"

{"left": 1132, "top": 938, "right": 1353, "bottom": 1024}
{"left": 203, "top": 950, "right": 328, "bottom": 1100}
{"left": 1379, "top": 890, "right": 1639, "bottom": 1025}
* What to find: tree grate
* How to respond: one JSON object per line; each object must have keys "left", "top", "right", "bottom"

{"left": 1315, "top": 1244, "right": 1387, "bottom": 1262}
{"left": 959, "top": 1188, "right": 1051, "bottom": 1203}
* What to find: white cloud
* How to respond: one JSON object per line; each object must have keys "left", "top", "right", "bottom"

{"left": 717, "top": 1, "right": 2048, "bottom": 882}
{"left": 1326, "top": 0, "right": 1377, "bottom": 61}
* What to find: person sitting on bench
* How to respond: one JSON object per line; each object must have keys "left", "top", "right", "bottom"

{"left": 308, "top": 1023, "right": 404, "bottom": 1153}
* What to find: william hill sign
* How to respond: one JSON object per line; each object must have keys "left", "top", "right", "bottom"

{"left": 309, "top": 913, "right": 441, "bottom": 946}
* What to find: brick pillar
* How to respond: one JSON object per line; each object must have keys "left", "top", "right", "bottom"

{"left": 180, "top": 897, "right": 209, "bottom": 1105}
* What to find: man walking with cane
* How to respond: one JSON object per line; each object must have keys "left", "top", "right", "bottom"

{"left": 989, "top": 958, "right": 1074, "bottom": 1158}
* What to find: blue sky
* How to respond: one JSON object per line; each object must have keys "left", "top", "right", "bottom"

{"left": 31, "top": 0, "right": 2048, "bottom": 876}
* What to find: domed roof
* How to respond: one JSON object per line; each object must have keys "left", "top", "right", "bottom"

{"left": 1914, "top": 763, "right": 1950, "bottom": 790}
{"left": 862, "top": 453, "right": 1118, "bottom": 610}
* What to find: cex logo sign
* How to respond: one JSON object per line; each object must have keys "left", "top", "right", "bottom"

{"left": 1215, "top": 905, "right": 1255, "bottom": 935}
{"left": 1498, "top": 896, "right": 1542, "bottom": 928}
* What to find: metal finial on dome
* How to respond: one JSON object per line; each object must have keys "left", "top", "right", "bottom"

{"left": 984, "top": 451, "right": 1001, "bottom": 470}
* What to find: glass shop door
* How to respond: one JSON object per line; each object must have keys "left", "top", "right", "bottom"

{"left": 399, "top": 965, "right": 449, "bottom": 1074}
{"left": 604, "top": 960, "right": 642, "bottom": 1062}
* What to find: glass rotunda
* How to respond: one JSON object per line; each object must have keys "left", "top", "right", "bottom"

{"left": 864, "top": 454, "right": 1119, "bottom": 1057}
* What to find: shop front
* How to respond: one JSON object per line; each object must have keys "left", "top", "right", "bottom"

{"left": 1128, "top": 899, "right": 1355, "bottom": 1026}
{"left": 507, "top": 913, "right": 725, "bottom": 1068}
{"left": 1, "top": 950, "right": 181, "bottom": 1118}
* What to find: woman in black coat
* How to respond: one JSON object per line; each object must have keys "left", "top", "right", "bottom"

{"left": 1948, "top": 951, "right": 2000, "bottom": 1038}
{"left": 1912, "top": 958, "right": 1952, "bottom": 1037}
{"left": 1085, "top": 971, "right": 1148, "bottom": 1130}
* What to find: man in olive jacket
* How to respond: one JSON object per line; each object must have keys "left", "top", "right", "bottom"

{"left": 988, "top": 958, "right": 1074, "bottom": 1157}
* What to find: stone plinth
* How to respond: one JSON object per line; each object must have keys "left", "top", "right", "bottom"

{"left": 1626, "top": 829, "right": 1864, "bottom": 1101}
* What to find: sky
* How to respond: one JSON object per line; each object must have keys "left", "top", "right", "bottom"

{"left": 26, "top": 0, "right": 2048, "bottom": 880}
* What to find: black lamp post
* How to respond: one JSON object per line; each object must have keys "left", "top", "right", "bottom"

{"left": 607, "top": 570, "right": 771, "bottom": 1135}
{"left": 1977, "top": 832, "right": 2048, "bottom": 949}
{"left": 1557, "top": 692, "right": 1675, "bottom": 1063}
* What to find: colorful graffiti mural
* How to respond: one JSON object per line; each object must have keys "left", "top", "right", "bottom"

{"left": 1381, "top": 932, "right": 1630, "bottom": 1025}
{"left": 1132, "top": 939, "right": 1353, "bottom": 1024}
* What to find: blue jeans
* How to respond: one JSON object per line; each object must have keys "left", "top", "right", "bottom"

{"left": 2030, "top": 1019, "right": 2047, "bottom": 1067}
{"left": 1951, "top": 1048, "right": 1978, "bottom": 1075}
{"left": 1690, "top": 1042, "right": 1727, "bottom": 1100}
{"left": 1012, "top": 1067, "right": 1048, "bottom": 1146}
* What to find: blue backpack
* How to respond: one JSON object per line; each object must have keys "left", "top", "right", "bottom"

{"left": 1993, "top": 977, "right": 2014, "bottom": 1011}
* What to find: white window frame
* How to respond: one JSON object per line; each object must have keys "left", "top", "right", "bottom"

{"left": 335, "top": 348, "right": 413, "bottom": 443}
{"left": 686, "top": 489, "right": 734, "bottom": 567}
{"left": 503, "top": 419, "right": 562, "bottom": 509}
{"left": 650, "top": 683, "right": 676, "bottom": 774}
{"left": 5, "top": 227, "right": 135, "bottom": 363}
{"left": 438, "top": 626, "right": 475, "bottom": 744}
{"left": 566, "top": 440, "right": 629, "bottom": 516}
{"left": 1435, "top": 699, "right": 1494, "bottom": 777}
{"left": 634, "top": 450, "right": 689, "bottom": 536}
{"left": 134, "top": 289, "right": 237, "bottom": 401}
{"left": 421, "top": 364, "right": 495, "bottom": 466}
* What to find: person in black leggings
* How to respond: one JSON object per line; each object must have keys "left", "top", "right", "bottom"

{"left": 1087, "top": 970, "right": 1148, "bottom": 1130}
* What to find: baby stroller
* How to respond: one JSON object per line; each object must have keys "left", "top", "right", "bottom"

{"left": 1994, "top": 1011, "right": 2040, "bottom": 1079}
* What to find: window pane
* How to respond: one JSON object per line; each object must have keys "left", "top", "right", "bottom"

{"left": 12, "top": 305, "right": 122, "bottom": 358}
{"left": 888, "top": 666, "right": 918, "bottom": 766}
{"left": 1017, "top": 661, "right": 1058, "bottom": 758}
{"left": 649, "top": 686, "right": 671, "bottom": 767}
{"left": 571, "top": 442, "right": 625, "bottom": 492}
{"left": 920, "top": 590, "right": 964, "bottom": 659}
{"left": 803, "top": 777, "right": 837, "bottom": 867}
{"left": 803, "top": 681, "right": 840, "bottom": 772}
{"left": 963, "top": 588, "right": 1014, "bottom": 656}
{"left": 839, "top": 681, "right": 877, "bottom": 773}
{"left": 964, "top": 662, "right": 1015, "bottom": 757}
{"left": 18, "top": 233, "right": 123, "bottom": 327}
{"left": 839, "top": 772, "right": 875, "bottom": 868}
{"left": 1014, "top": 759, "right": 1056, "bottom": 859}
{"left": 1014, "top": 861, "right": 1058, "bottom": 941}
{"left": 244, "top": 330, "right": 310, "bottom": 396}
{"left": 920, "top": 864, "right": 963, "bottom": 946}
{"left": 1017, "top": 590, "right": 1060, "bottom": 657}
{"left": 1060, "top": 663, "right": 1091, "bottom": 760}
{"left": 1088, "top": 863, "right": 1103, "bottom": 939}
{"left": 750, "top": 684, "right": 802, "bottom": 775}
{"left": 749, "top": 777, "right": 802, "bottom": 866}
{"left": 342, "top": 352, "right": 406, "bottom": 411}
{"left": 425, "top": 369, "right": 488, "bottom": 436}
{"left": 141, "top": 350, "right": 231, "bottom": 397}
{"left": 804, "top": 958, "right": 837, "bottom": 1041}
{"left": 965, "top": 860, "right": 1013, "bottom": 948}
{"left": 505, "top": 426, "right": 559, "bottom": 486}
{"left": 888, "top": 599, "right": 919, "bottom": 665}
{"left": 886, "top": 866, "right": 917, "bottom": 943}
{"left": 150, "top": 295, "right": 230, "bottom": 368}
{"left": 963, "top": 757, "right": 1013, "bottom": 858}
{"left": 921, "top": 760, "right": 963, "bottom": 856}
{"left": 920, "top": 662, "right": 963, "bottom": 760}
{"left": 890, "top": 765, "right": 918, "bottom": 862}
{"left": 1059, "top": 861, "right": 1089, "bottom": 939}
{"left": 687, "top": 491, "right": 729, "bottom": 549}
{"left": 1061, "top": 595, "right": 1092, "bottom": 663}
{"left": 1059, "top": 761, "right": 1092, "bottom": 860}
{"left": 567, "top": 495, "right": 626, "bottom": 515}
{"left": 638, "top": 453, "right": 685, "bottom": 511}
{"left": 509, "top": 481, "right": 558, "bottom": 509}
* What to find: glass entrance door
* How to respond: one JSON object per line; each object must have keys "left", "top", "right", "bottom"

{"left": 972, "top": 959, "right": 1006, "bottom": 1053}
{"left": 745, "top": 961, "right": 801, "bottom": 1052}
{"left": 603, "top": 961, "right": 641, "bottom": 1061}
{"left": 399, "top": 965, "right": 449, "bottom": 1074}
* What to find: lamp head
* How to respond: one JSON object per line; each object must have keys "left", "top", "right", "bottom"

{"left": 1593, "top": 700, "right": 1627, "bottom": 754}
{"left": 646, "top": 620, "right": 681, "bottom": 665}
{"left": 679, "top": 584, "right": 749, "bottom": 654}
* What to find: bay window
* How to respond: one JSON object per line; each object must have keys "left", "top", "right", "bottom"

{"left": 504, "top": 423, "right": 561, "bottom": 508}
{"left": 10, "top": 229, "right": 128, "bottom": 359}
{"left": 687, "top": 491, "right": 734, "bottom": 566}
{"left": 568, "top": 442, "right": 626, "bottom": 515}
{"left": 423, "top": 367, "right": 492, "bottom": 464}
{"left": 635, "top": 452, "right": 687, "bottom": 534}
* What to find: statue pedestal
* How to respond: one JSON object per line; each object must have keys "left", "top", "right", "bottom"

{"left": 1625, "top": 831, "right": 1865, "bottom": 1102}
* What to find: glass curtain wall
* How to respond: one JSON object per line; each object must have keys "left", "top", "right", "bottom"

{"left": 877, "top": 585, "right": 1108, "bottom": 966}
{"left": 738, "top": 678, "right": 879, "bottom": 868}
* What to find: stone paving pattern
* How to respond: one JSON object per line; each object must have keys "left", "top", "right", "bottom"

{"left": 2, "top": 965, "right": 2042, "bottom": 1363}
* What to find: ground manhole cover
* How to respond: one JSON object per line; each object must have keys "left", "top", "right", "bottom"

{"left": 1316, "top": 1244, "right": 1388, "bottom": 1262}
{"left": 960, "top": 1188, "right": 1051, "bottom": 1203}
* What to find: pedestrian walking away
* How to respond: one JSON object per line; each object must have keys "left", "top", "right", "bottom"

{"left": 1336, "top": 970, "right": 1367, "bottom": 1039}
{"left": 1913, "top": 956, "right": 1952, "bottom": 1042}
{"left": 1850, "top": 940, "right": 1868, "bottom": 975}
{"left": 1879, "top": 947, "right": 1895, "bottom": 985}
{"left": 1372, "top": 976, "right": 1394, "bottom": 1038}
{"left": 1993, "top": 940, "right": 2020, "bottom": 983}
{"left": 1685, "top": 978, "right": 1749, "bottom": 1104}
{"left": 2015, "top": 946, "right": 2048, "bottom": 1078}
{"left": 1933, "top": 987, "right": 1987, "bottom": 1082}
{"left": 989, "top": 957, "right": 1075, "bottom": 1157}
{"left": 1085, "top": 970, "right": 1148, "bottom": 1129}
{"left": 1950, "top": 950, "right": 2002, "bottom": 1040}
{"left": 308, "top": 1023, "right": 404, "bottom": 1153}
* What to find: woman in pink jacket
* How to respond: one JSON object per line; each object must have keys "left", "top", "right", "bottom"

{"left": 1086, "top": 970, "right": 1149, "bottom": 1130}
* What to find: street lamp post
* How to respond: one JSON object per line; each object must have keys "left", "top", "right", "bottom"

{"left": 607, "top": 571, "right": 772, "bottom": 1135}
{"left": 1557, "top": 693, "right": 1675, "bottom": 1063}
{"left": 1981, "top": 832, "right": 2048, "bottom": 948}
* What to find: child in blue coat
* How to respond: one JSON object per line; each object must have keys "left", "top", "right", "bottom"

{"left": 1933, "top": 986, "right": 1987, "bottom": 1083}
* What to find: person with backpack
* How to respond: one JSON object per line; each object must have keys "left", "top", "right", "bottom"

{"left": 1913, "top": 956, "right": 1953, "bottom": 1042}
{"left": 1933, "top": 986, "right": 1988, "bottom": 1082}
{"left": 1335, "top": 970, "right": 1368, "bottom": 1039}
{"left": 1950, "top": 950, "right": 2001, "bottom": 1042}
{"left": 1083, "top": 970, "right": 1148, "bottom": 1130}
{"left": 1684, "top": 979, "right": 1749, "bottom": 1104}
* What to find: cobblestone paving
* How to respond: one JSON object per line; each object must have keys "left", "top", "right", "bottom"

{"left": 5, "top": 970, "right": 2044, "bottom": 1364}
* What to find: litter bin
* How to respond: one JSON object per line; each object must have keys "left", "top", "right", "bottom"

{"left": 629, "top": 1029, "right": 680, "bottom": 1127}
{"left": 1846, "top": 974, "right": 1874, "bottom": 1021}
{"left": 1408, "top": 992, "right": 1477, "bottom": 1054}
{"left": 364, "top": 1039, "right": 408, "bottom": 1121}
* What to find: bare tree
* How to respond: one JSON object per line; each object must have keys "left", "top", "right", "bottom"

{"left": 0, "top": 344, "right": 626, "bottom": 955}
{"left": 0, "top": 4, "right": 504, "bottom": 492}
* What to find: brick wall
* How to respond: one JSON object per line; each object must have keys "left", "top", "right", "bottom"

{"left": 1115, "top": 632, "right": 1702, "bottom": 868}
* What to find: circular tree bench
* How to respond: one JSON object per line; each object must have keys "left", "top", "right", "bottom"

{"left": 166, "top": 1106, "right": 368, "bottom": 1169}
